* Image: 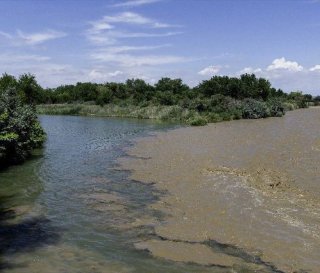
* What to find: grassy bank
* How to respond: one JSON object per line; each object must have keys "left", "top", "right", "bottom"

{"left": 37, "top": 97, "right": 298, "bottom": 126}
{"left": 1, "top": 72, "right": 312, "bottom": 126}
{"left": 37, "top": 103, "right": 199, "bottom": 123}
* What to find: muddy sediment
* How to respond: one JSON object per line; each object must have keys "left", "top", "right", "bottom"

{"left": 119, "top": 107, "right": 320, "bottom": 272}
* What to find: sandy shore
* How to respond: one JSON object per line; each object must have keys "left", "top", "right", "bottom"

{"left": 119, "top": 107, "right": 320, "bottom": 272}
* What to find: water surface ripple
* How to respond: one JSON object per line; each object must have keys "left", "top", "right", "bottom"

{"left": 1, "top": 116, "right": 218, "bottom": 273}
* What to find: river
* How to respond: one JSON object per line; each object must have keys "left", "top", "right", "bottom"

{"left": 0, "top": 116, "right": 207, "bottom": 273}
{"left": 0, "top": 110, "right": 319, "bottom": 273}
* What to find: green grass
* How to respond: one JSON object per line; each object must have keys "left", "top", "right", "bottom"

{"left": 37, "top": 98, "right": 298, "bottom": 127}
{"left": 37, "top": 104, "right": 199, "bottom": 124}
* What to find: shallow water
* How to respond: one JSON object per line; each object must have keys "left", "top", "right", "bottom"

{"left": 0, "top": 116, "right": 227, "bottom": 273}
{"left": 1, "top": 109, "right": 319, "bottom": 273}
{"left": 120, "top": 107, "right": 320, "bottom": 273}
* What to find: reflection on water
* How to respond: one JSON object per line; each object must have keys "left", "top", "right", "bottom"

{"left": 1, "top": 116, "right": 233, "bottom": 273}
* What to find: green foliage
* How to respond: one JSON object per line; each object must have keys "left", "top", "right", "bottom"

{"left": 187, "top": 115, "right": 208, "bottom": 126}
{"left": 18, "top": 73, "right": 44, "bottom": 104}
{"left": 287, "top": 91, "right": 310, "bottom": 108}
{"left": 0, "top": 73, "right": 17, "bottom": 94}
{"left": 266, "top": 99, "right": 286, "bottom": 117}
{"left": 314, "top": 96, "right": 320, "bottom": 106}
{"left": 241, "top": 99, "right": 270, "bottom": 119}
{"left": 0, "top": 82, "right": 46, "bottom": 167}
{"left": 2, "top": 72, "right": 314, "bottom": 129}
{"left": 195, "top": 74, "right": 275, "bottom": 100}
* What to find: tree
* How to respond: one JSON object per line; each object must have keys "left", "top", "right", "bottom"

{"left": 0, "top": 87, "right": 46, "bottom": 166}
{"left": 17, "top": 73, "right": 43, "bottom": 105}
{"left": 126, "top": 79, "right": 154, "bottom": 103}
{"left": 0, "top": 73, "right": 18, "bottom": 95}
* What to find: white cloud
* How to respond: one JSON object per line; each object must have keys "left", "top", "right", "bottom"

{"left": 109, "top": 70, "right": 124, "bottom": 77}
{"left": 233, "top": 58, "right": 320, "bottom": 94}
{"left": 198, "top": 65, "right": 220, "bottom": 76}
{"left": 238, "top": 67, "right": 262, "bottom": 74}
{"left": 86, "top": 33, "right": 117, "bottom": 45}
{"left": 87, "top": 30, "right": 182, "bottom": 45}
{"left": 0, "top": 31, "right": 12, "bottom": 39}
{"left": 310, "top": 65, "right": 320, "bottom": 72}
{"left": 114, "top": 31, "right": 182, "bottom": 38}
{"left": 0, "top": 53, "right": 50, "bottom": 63}
{"left": 90, "top": 52, "right": 190, "bottom": 67}
{"left": 103, "top": 12, "right": 152, "bottom": 25}
{"left": 112, "top": 0, "right": 161, "bottom": 7}
{"left": 85, "top": 11, "right": 188, "bottom": 71}
{"left": 96, "top": 44, "right": 170, "bottom": 54}
{"left": 266, "top": 57, "right": 303, "bottom": 72}
{"left": 99, "top": 12, "right": 181, "bottom": 28}
{"left": 87, "top": 12, "right": 180, "bottom": 40}
{"left": 88, "top": 21, "right": 114, "bottom": 35}
{"left": 16, "top": 29, "right": 66, "bottom": 45}
{"left": 86, "top": 12, "right": 182, "bottom": 46}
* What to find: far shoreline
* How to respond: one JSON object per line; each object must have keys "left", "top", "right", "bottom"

{"left": 36, "top": 101, "right": 309, "bottom": 126}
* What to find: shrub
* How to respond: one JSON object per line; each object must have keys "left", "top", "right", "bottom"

{"left": 187, "top": 115, "right": 208, "bottom": 126}
{"left": 267, "top": 100, "right": 286, "bottom": 117}
{"left": 241, "top": 99, "right": 270, "bottom": 119}
{"left": 0, "top": 88, "right": 46, "bottom": 167}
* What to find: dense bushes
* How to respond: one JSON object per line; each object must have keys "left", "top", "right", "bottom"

{"left": 0, "top": 81, "right": 46, "bottom": 168}
{"left": 2, "top": 73, "right": 317, "bottom": 127}
{"left": 37, "top": 73, "right": 313, "bottom": 110}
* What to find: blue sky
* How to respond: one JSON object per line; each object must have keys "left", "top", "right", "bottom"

{"left": 0, "top": 0, "right": 320, "bottom": 95}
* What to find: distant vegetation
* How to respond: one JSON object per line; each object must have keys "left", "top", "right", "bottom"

{"left": 1, "top": 73, "right": 317, "bottom": 128}
{"left": 1, "top": 71, "right": 316, "bottom": 167}
{"left": 0, "top": 74, "right": 46, "bottom": 168}
{"left": 34, "top": 73, "right": 316, "bottom": 125}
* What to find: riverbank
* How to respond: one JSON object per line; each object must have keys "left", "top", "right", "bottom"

{"left": 36, "top": 103, "right": 194, "bottom": 122}
{"left": 119, "top": 107, "right": 320, "bottom": 272}
{"left": 36, "top": 98, "right": 291, "bottom": 126}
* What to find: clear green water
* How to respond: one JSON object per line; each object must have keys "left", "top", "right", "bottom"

{"left": 0, "top": 115, "right": 235, "bottom": 273}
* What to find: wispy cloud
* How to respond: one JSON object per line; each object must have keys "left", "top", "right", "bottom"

{"left": 89, "top": 69, "right": 124, "bottom": 80}
{"left": 87, "top": 12, "right": 181, "bottom": 41}
{"left": 96, "top": 44, "right": 170, "bottom": 54}
{"left": 111, "top": 0, "right": 162, "bottom": 8}
{"left": 198, "top": 65, "right": 221, "bottom": 76}
{"left": 85, "top": 9, "right": 192, "bottom": 84}
{"left": 87, "top": 29, "right": 182, "bottom": 45}
{"left": 17, "top": 29, "right": 67, "bottom": 45}
{"left": 0, "top": 31, "right": 12, "bottom": 39}
{"left": 102, "top": 12, "right": 153, "bottom": 25}
{"left": 0, "top": 29, "right": 67, "bottom": 46}
{"left": 88, "top": 22, "right": 114, "bottom": 35}
{"left": 113, "top": 31, "right": 182, "bottom": 38}
{"left": 0, "top": 53, "right": 50, "bottom": 63}
{"left": 90, "top": 51, "right": 191, "bottom": 67}
{"left": 86, "top": 11, "right": 183, "bottom": 47}
{"left": 89, "top": 43, "right": 190, "bottom": 67}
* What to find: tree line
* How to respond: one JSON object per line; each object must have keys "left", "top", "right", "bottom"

{"left": 0, "top": 72, "right": 315, "bottom": 107}
{"left": 0, "top": 72, "right": 318, "bottom": 128}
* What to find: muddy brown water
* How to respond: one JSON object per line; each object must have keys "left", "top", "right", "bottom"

{"left": 119, "top": 107, "right": 320, "bottom": 273}
{"left": 1, "top": 109, "right": 319, "bottom": 273}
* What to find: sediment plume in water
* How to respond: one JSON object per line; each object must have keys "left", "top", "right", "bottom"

{"left": 119, "top": 107, "right": 320, "bottom": 272}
